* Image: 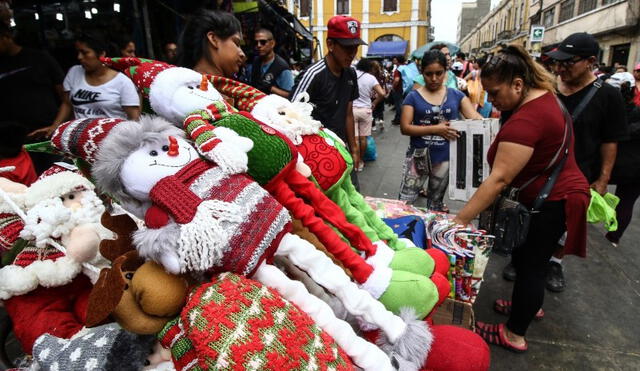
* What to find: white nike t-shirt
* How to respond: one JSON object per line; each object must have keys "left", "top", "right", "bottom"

{"left": 63, "top": 65, "right": 139, "bottom": 119}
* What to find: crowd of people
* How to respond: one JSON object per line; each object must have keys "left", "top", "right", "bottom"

{"left": 1, "top": 5, "right": 639, "bottom": 365}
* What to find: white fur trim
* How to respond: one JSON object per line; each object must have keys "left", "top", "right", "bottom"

{"left": 378, "top": 307, "right": 433, "bottom": 369}
{"left": 359, "top": 265, "right": 393, "bottom": 300}
{"left": 0, "top": 191, "right": 26, "bottom": 214}
{"left": 366, "top": 241, "right": 395, "bottom": 269}
{"left": 0, "top": 256, "right": 82, "bottom": 300}
{"left": 253, "top": 262, "right": 394, "bottom": 371}
{"left": 274, "top": 233, "right": 407, "bottom": 351}
{"left": 25, "top": 173, "right": 94, "bottom": 208}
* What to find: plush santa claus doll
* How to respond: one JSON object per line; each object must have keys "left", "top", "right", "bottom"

{"left": 0, "top": 164, "right": 111, "bottom": 354}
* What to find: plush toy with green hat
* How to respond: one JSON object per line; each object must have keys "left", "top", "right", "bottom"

{"left": 100, "top": 57, "right": 445, "bottom": 321}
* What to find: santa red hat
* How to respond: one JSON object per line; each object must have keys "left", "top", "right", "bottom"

{"left": 24, "top": 163, "right": 94, "bottom": 208}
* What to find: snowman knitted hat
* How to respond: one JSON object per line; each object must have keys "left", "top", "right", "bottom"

{"left": 101, "top": 56, "right": 234, "bottom": 123}
{"left": 24, "top": 163, "right": 94, "bottom": 209}
{"left": 158, "top": 273, "right": 354, "bottom": 371}
{"left": 51, "top": 118, "right": 126, "bottom": 164}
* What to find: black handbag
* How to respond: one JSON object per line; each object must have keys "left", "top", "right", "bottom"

{"left": 480, "top": 96, "right": 577, "bottom": 256}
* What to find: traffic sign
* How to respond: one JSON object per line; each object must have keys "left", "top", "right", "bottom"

{"left": 530, "top": 26, "right": 545, "bottom": 42}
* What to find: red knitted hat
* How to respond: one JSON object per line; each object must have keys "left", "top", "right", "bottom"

{"left": 51, "top": 118, "right": 125, "bottom": 164}
{"left": 100, "top": 57, "right": 172, "bottom": 99}
{"left": 209, "top": 76, "right": 266, "bottom": 112}
{"left": 158, "top": 273, "right": 355, "bottom": 370}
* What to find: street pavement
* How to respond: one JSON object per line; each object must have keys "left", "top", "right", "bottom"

{"left": 359, "top": 108, "right": 640, "bottom": 370}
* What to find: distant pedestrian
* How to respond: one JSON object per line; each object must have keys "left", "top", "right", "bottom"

{"left": 391, "top": 56, "right": 405, "bottom": 125}
{"left": 247, "top": 28, "right": 294, "bottom": 98}
{"left": 0, "top": 23, "right": 65, "bottom": 172}
{"left": 398, "top": 50, "right": 481, "bottom": 210}
{"left": 290, "top": 15, "right": 365, "bottom": 188}
{"left": 370, "top": 60, "right": 387, "bottom": 131}
{"left": 412, "top": 44, "right": 457, "bottom": 90}
{"left": 54, "top": 32, "right": 140, "bottom": 125}
{"left": 353, "top": 58, "right": 385, "bottom": 171}
{"left": 540, "top": 32, "right": 628, "bottom": 292}
{"left": 118, "top": 38, "right": 136, "bottom": 57}
{"left": 163, "top": 41, "right": 178, "bottom": 64}
{"left": 632, "top": 63, "right": 640, "bottom": 106}
{"left": 606, "top": 81, "right": 640, "bottom": 246}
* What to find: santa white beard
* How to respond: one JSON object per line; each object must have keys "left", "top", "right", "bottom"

{"left": 20, "top": 191, "right": 106, "bottom": 248}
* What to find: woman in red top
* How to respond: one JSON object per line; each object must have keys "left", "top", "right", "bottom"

{"left": 453, "top": 45, "right": 590, "bottom": 352}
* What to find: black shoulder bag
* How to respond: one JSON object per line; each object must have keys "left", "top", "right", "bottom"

{"left": 481, "top": 96, "right": 577, "bottom": 256}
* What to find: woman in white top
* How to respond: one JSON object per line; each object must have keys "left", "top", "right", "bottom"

{"left": 35, "top": 34, "right": 141, "bottom": 138}
{"left": 353, "top": 58, "right": 385, "bottom": 172}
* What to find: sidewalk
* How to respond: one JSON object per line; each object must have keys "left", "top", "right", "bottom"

{"left": 359, "top": 109, "right": 640, "bottom": 370}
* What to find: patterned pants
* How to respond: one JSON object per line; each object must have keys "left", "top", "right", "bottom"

{"left": 398, "top": 147, "right": 449, "bottom": 210}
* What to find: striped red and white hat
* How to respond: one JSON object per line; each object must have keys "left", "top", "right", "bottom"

{"left": 51, "top": 118, "right": 125, "bottom": 164}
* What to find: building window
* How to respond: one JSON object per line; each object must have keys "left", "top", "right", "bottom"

{"left": 299, "top": 0, "right": 309, "bottom": 17}
{"left": 559, "top": 0, "right": 574, "bottom": 22}
{"left": 383, "top": 0, "right": 397, "bottom": 12}
{"left": 602, "top": 0, "right": 621, "bottom": 5}
{"left": 336, "top": 0, "right": 349, "bottom": 14}
{"left": 578, "top": 0, "right": 597, "bottom": 14}
{"left": 543, "top": 7, "right": 555, "bottom": 27}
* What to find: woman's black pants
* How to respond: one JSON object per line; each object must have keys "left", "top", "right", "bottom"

{"left": 507, "top": 201, "right": 566, "bottom": 336}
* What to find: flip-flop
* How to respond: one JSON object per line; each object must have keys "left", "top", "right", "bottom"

{"left": 475, "top": 322, "right": 528, "bottom": 353}
{"left": 494, "top": 299, "right": 544, "bottom": 320}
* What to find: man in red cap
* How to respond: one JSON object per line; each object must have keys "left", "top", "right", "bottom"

{"left": 290, "top": 15, "right": 367, "bottom": 179}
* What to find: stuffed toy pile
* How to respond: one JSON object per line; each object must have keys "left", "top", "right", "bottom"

{"left": 0, "top": 57, "right": 492, "bottom": 371}
{"left": 99, "top": 57, "right": 448, "bottom": 321}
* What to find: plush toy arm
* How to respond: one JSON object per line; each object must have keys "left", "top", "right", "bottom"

{"left": 184, "top": 113, "right": 253, "bottom": 174}
{"left": 133, "top": 222, "right": 181, "bottom": 274}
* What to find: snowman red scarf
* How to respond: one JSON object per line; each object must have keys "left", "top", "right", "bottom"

{"left": 144, "top": 158, "right": 291, "bottom": 276}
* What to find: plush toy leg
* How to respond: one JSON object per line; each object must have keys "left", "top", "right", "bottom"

{"left": 253, "top": 262, "right": 393, "bottom": 371}
{"left": 286, "top": 170, "right": 376, "bottom": 256}
{"left": 339, "top": 179, "right": 406, "bottom": 250}
{"left": 275, "top": 232, "right": 433, "bottom": 367}
{"left": 324, "top": 177, "right": 381, "bottom": 242}
{"left": 426, "top": 248, "right": 450, "bottom": 277}
{"left": 377, "top": 270, "right": 440, "bottom": 320}
{"left": 267, "top": 180, "right": 374, "bottom": 284}
{"left": 372, "top": 240, "right": 436, "bottom": 278}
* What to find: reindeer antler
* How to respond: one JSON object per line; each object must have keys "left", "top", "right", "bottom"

{"left": 99, "top": 212, "right": 138, "bottom": 262}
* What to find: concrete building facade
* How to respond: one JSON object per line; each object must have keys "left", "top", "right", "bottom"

{"left": 457, "top": 0, "right": 492, "bottom": 44}
{"left": 529, "top": 0, "right": 640, "bottom": 69}
{"left": 459, "top": 0, "right": 532, "bottom": 56}
{"left": 285, "top": 0, "right": 432, "bottom": 58}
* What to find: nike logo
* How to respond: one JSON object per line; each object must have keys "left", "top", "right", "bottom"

{"left": 70, "top": 97, "right": 107, "bottom": 105}
{"left": 0, "top": 67, "right": 31, "bottom": 80}
{"left": 70, "top": 88, "right": 105, "bottom": 105}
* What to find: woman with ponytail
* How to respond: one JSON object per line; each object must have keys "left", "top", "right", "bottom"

{"left": 452, "top": 44, "right": 590, "bottom": 352}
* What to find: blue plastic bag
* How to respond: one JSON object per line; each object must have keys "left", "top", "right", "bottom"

{"left": 363, "top": 136, "right": 377, "bottom": 162}
{"left": 383, "top": 215, "right": 427, "bottom": 249}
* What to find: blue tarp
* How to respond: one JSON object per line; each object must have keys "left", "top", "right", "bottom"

{"left": 366, "top": 41, "right": 408, "bottom": 57}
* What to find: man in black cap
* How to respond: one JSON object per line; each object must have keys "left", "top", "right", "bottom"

{"left": 290, "top": 15, "right": 366, "bottom": 172}
{"left": 503, "top": 32, "right": 627, "bottom": 292}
